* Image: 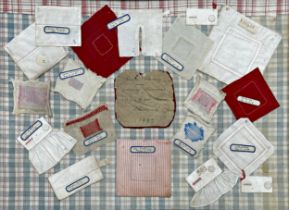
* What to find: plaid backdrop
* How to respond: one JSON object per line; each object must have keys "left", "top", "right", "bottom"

{"left": 0, "top": 1, "right": 288, "bottom": 210}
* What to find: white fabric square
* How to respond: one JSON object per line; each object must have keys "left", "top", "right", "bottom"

{"left": 173, "top": 114, "right": 215, "bottom": 157}
{"left": 54, "top": 59, "right": 106, "bottom": 109}
{"left": 12, "top": 79, "right": 52, "bottom": 116}
{"left": 116, "top": 9, "right": 162, "bottom": 56}
{"left": 157, "top": 18, "right": 213, "bottom": 80}
{"left": 213, "top": 118, "right": 274, "bottom": 176}
{"left": 199, "top": 7, "right": 281, "bottom": 84}
{"left": 4, "top": 23, "right": 67, "bottom": 80}
{"left": 35, "top": 6, "right": 81, "bottom": 46}
{"left": 17, "top": 118, "right": 77, "bottom": 174}
{"left": 49, "top": 156, "right": 110, "bottom": 200}
{"left": 184, "top": 76, "right": 225, "bottom": 122}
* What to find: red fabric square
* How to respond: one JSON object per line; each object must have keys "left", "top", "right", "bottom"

{"left": 72, "top": 5, "right": 132, "bottom": 78}
{"left": 222, "top": 68, "right": 279, "bottom": 122}
{"left": 80, "top": 118, "right": 102, "bottom": 138}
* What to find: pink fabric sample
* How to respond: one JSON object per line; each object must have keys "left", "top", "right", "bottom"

{"left": 116, "top": 139, "right": 171, "bottom": 197}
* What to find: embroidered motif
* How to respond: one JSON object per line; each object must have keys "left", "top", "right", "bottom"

{"left": 184, "top": 122, "right": 204, "bottom": 142}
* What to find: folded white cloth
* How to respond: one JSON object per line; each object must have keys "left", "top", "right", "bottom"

{"left": 49, "top": 156, "right": 110, "bottom": 200}
{"left": 213, "top": 118, "right": 274, "bottom": 176}
{"left": 173, "top": 114, "right": 215, "bottom": 157}
{"left": 190, "top": 170, "right": 239, "bottom": 207}
{"left": 184, "top": 76, "right": 225, "bottom": 122}
{"left": 4, "top": 23, "right": 67, "bottom": 80}
{"left": 157, "top": 17, "right": 213, "bottom": 80}
{"left": 35, "top": 6, "right": 81, "bottom": 46}
{"left": 116, "top": 9, "right": 162, "bottom": 56}
{"left": 12, "top": 79, "right": 52, "bottom": 116}
{"left": 54, "top": 59, "right": 106, "bottom": 109}
{"left": 17, "top": 118, "right": 76, "bottom": 174}
{"left": 199, "top": 6, "right": 281, "bottom": 84}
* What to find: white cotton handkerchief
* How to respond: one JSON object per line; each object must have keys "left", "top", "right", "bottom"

{"left": 54, "top": 59, "right": 106, "bottom": 109}
{"left": 116, "top": 9, "right": 162, "bottom": 56}
{"left": 17, "top": 117, "right": 77, "bottom": 174}
{"left": 4, "top": 23, "right": 67, "bottom": 80}
{"left": 158, "top": 17, "right": 213, "bottom": 80}
{"left": 48, "top": 156, "right": 110, "bottom": 200}
{"left": 35, "top": 6, "right": 81, "bottom": 46}
{"left": 213, "top": 118, "right": 274, "bottom": 176}
{"left": 199, "top": 6, "right": 281, "bottom": 84}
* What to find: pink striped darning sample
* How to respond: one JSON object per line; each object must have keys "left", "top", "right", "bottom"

{"left": 116, "top": 140, "right": 171, "bottom": 197}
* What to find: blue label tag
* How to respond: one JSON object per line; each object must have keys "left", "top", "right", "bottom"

{"left": 161, "top": 53, "right": 184, "bottom": 71}
{"left": 59, "top": 67, "right": 85, "bottom": 80}
{"left": 230, "top": 144, "right": 256, "bottom": 153}
{"left": 65, "top": 176, "right": 90, "bottom": 192}
{"left": 44, "top": 26, "right": 70, "bottom": 35}
{"left": 174, "top": 139, "right": 197, "bottom": 156}
{"left": 107, "top": 14, "right": 131, "bottom": 30}
{"left": 20, "top": 120, "right": 43, "bottom": 141}
{"left": 83, "top": 131, "right": 108, "bottom": 146}
{"left": 130, "top": 146, "right": 156, "bottom": 153}
{"left": 184, "top": 122, "right": 204, "bottom": 142}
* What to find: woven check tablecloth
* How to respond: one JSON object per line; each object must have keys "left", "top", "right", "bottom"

{"left": 0, "top": 1, "right": 288, "bottom": 209}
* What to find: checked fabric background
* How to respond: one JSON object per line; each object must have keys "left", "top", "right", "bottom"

{"left": 0, "top": 1, "right": 289, "bottom": 209}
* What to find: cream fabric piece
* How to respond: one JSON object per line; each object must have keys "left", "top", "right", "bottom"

{"left": 157, "top": 17, "right": 213, "bottom": 80}
{"left": 64, "top": 104, "right": 116, "bottom": 155}
{"left": 173, "top": 114, "right": 215, "bottom": 157}
{"left": 213, "top": 118, "right": 274, "bottom": 176}
{"left": 54, "top": 59, "right": 106, "bottom": 109}
{"left": 190, "top": 170, "right": 239, "bottom": 207}
{"left": 116, "top": 9, "right": 162, "bottom": 56}
{"left": 12, "top": 79, "right": 52, "bottom": 116}
{"left": 199, "top": 6, "right": 281, "bottom": 84}
{"left": 17, "top": 118, "right": 77, "bottom": 174}
{"left": 35, "top": 6, "right": 81, "bottom": 46}
{"left": 184, "top": 76, "right": 225, "bottom": 122}
{"left": 4, "top": 23, "right": 67, "bottom": 80}
{"left": 48, "top": 156, "right": 110, "bottom": 200}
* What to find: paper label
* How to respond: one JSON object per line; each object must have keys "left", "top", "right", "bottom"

{"left": 59, "top": 68, "right": 85, "bottom": 80}
{"left": 17, "top": 117, "right": 52, "bottom": 150}
{"left": 161, "top": 53, "right": 184, "bottom": 71}
{"left": 107, "top": 14, "right": 130, "bottom": 29}
{"left": 238, "top": 19, "right": 258, "bottom": 34}
{"left": 83, "top": 131, "right": 108, "bottom": 146}
{"left": 173, "top": 139, "right": 197, "bottom": 156}
{"left": 186, "top": 158, "right": 222, "bottom": 192}
{"left": 230, "top": 143, "right": 256, "bottom": 153}
{"left": 237, "top": 96, "right": 261, "bottom": 106}
{"left": 186, "top": 8, "right": 218, "bottom": 25}
{"left": 241, "top": 176, "right": 272, "bottom": 193}
{"left": 65, "top": 176, "right": 90, "bottom": 192}
{"left": 130, "top": 146, "right": 156, "bottom": 153}
{"left": 44, "top": 26, "right": 70, "bottom": 35}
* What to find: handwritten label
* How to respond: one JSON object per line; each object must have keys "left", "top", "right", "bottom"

{"left": 230, "top": 144, "right": 256, "bottom": 153}
{"left": 174, "top": 139, "right": 197, "bottom": 156}
{"left": 59, "top": 68, "right": 85, "bottom": 80}
{"left": 161, "top": 53, "right": 184, "bottom": 71}
{"left": 107, "top": 14, "right": 130, "bottom": 30}
{"left": 44, "top": 26, "right": 70, "bottom": 35}
{"left": 130, "top": 146, "right": 156, "bottom": 153}
{"left": 186, "top": 8, "right": 218, "bottom": 25}
{"left": 20, "top": 120, "right": 43, "bottom": 141}
{"left": 83, "top": 131, "right": 108, "bottom": 146}
{"left": 237, "top": 96, "right": 261, "bottom": 106}
{"left": 65, "top": 176, "right": 90, "bottom": 192}
{"left": 238, "top": 19, "right": 257, "bottom": 34}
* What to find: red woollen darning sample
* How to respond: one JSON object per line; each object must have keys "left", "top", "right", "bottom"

{"left": 222, "top": 68, "right": 280, "bottom": 122}
{"left": 72, "top": 5, "right": 132, "bottom": 78}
